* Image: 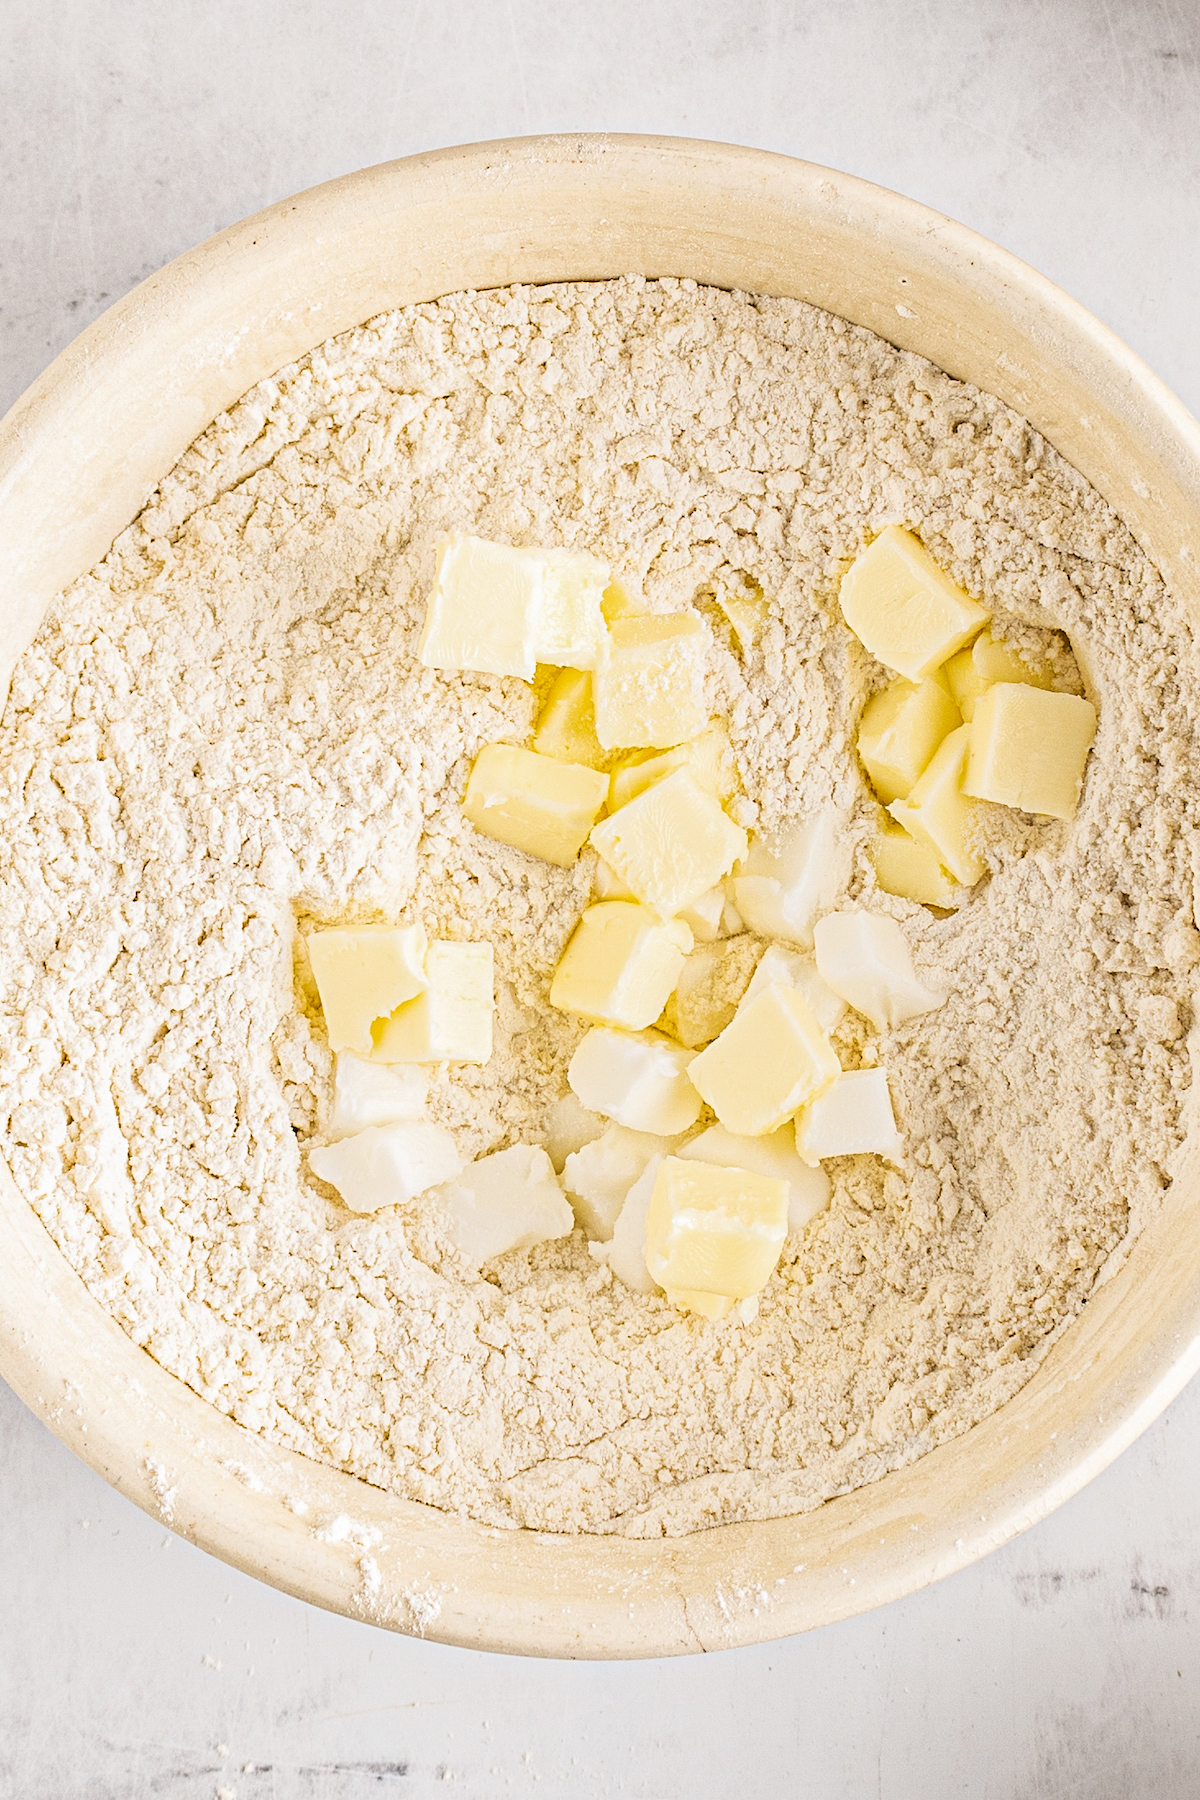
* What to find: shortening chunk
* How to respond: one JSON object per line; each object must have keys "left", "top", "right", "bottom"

{"left": 592, "top": 612, "right": 709, "bottom": 749}
{"left": 607, "top": 722, "right": 738, "bottom": 813}
{"left": 309, "top": 1120, "right": 462, "bottom": 1213}
{"left": 307, "top": 923, "right": 428, "bottom": 1056}
{"left": 372, "top": 941, "right": 493, "bottom": 1064}
{"left": 964, "top": 684, "right": 1097, "bottom": 820}
{"left": 533, "top": 668, "right": 607, "bottom": 768}
{"left": 945, "top": 630, "right": 1054, "bottom": 722}
{"left": 839, "top": 525, "right": 989, "bottom": 681}
{"left": 738, "top": 943, "right": 846, "bottom": 1035}
{"left": 417, "top": 534, "right": 544, "bottom": 679}
{"left": 870, "top": 821, "right": 960, "bottom": 909}
{"left": 327, "top": 1052, "right": 429, "bottom": 1140}
{"left": 644, "top": 1157, "right": 789, "bottom": 1319}
{"left": 794, "top": 1068, "right": 903, "bottom": 1166}
{"left": 563, "top": 1122, "right": 676, "bottom": 1240}
{"left": 687, "top": 984, "right": 840, "bottom": 1136}
{"left": 813, "top": 912, "right": 945, "bottom": 1032}
{"left": 436, "top": 1144, "right": 574, "bottom": 1270}
{"left": 535, "top": 547, "right": 611, "bottom": 671}
{"left": 730, "top": 810, "right": 850, "bottom": 948}
{"left": 463, "top": 742, "right": 607, "bottom": 868}
{"left": 549, "top": 902, "right": 693, "bottom": 1031}
{"left": 678, "top": 1122, "right": 831, "bottom": 1233}
{"left": 857, "top": 675, "right": 961, "bottom": 804}
{"left": 590, "top": 767, "right": 747, "bottom": 921}
{"left": 887, "top": 723, "right": 985, "bottom": 887}
{"left": 592, "top": 1154, "right": 662, "bottom": 1295}
{"left": 568, "top": 1026, "right": 701, "bottom": 1135}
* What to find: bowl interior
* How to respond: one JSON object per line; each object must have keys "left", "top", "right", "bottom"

{"left": 2, "top": 134, "right": 1200, "bottom": 1657}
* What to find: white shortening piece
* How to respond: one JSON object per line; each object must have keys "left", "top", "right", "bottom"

{"left": 730, "top": 811, "right": 850, "bottom": 949}
{"left": 568, "top": 1027, "right": 702, "bottom": 1136}
{"left": 677, "top": 1122, "right": 831, "bottom": 1233}
{"left": 591, "top": 1154, "right": 662, "bottom": 1295}
{"left": 309, "top": 1121, "right": 463, "bottom": 1213}
{"left": 436, "top": 1144, "right": 575, "bottom": 1269}
{"left": 562, "top": 1122, "right": 677, "bottom": 1240}
{"left": 327, "top": 1052, "right": 429, "bottom": 1140}
{"left": 794, "top": 1068, "right": 903, "bottom": 1166}
{"left": 812, "top": 911, "right": 945, "bottom": 1031}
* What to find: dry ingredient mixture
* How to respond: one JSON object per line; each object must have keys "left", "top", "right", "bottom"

{"left": 2, "top": 277, "right": 1199, "bottom": 1537}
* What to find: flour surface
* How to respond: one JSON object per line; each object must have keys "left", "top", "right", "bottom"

{"left": 2, "top": 278, "right": 1198, "bottom": 1536}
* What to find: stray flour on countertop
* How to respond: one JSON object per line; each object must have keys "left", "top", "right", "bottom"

{"left": 2, "top": 278, "right": 1199, "bottom": 1536}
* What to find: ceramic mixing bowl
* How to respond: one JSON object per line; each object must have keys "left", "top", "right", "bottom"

{"left": 2, "top": 135, "right": 1199, "bottom": 1657}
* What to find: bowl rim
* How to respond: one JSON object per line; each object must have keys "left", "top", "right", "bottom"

{"left": 3, "top": 132, "right": 1200, "bottom": 1659}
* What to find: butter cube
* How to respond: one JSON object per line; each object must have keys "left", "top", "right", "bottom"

{"left": 678, "top": 1122, "right": 831, "bottom": 1232}
{"left": 568, "top": 1026, "right": 702, "bottom": 1135}
{"left": 550, "top": 902, "right": 693, "bottom": 1031}
{"left": 541, "top": 1091, "right": 605, "bottom": 1174}
{"left": 418, "top": 534, "right": 543, "bottom": 679}
{"left": 739, "top": 943, "right": 846, "bottom": 1035}
{"left": 536, "top": 548, "right": 610, "bottom": 671}
{"left": 590, "top": 768, "right": 747, "bottom": 921}
{"left": 308, "top": 924, "right": 428, "bottom": 1056}
{"left": 857, "top": 675, "right": 961, "bottom": 804}
{"left": 309, "top": 1120, "right": 462, "bottom": 1213}
{"left": 812, "top": 912, "right": 945, "bottom": 1031}
{"left": 887, "top": 724, "right": 985, "bottom": 886}
{"left": 327, "top": 1052, "right": 429, "bottom": 1139}
{"left": 592, "top": 613, "right": 709, "bottom": 749}
{"left": 870, "top": 821, "right": 960, "bottom": 909}
{"left": 608, "top": 722, "right": 738, "bottom": 813}
{"left": 645, "top": 1157, "right": 788, "bottom": 1311}
{"left": 563, "top": 1122, "right": 676, "bottom": 1240}
{"left": 730, "top": 810, "right": 850, "bottom": 949}
{"left": 436, "top": 1143, "right": 574, "bottom": 1270}
{"left": 794, "top": 1068, "right": 902, "bottom": 1165}
{"left": 372, "top": 941, "right": 493, "bottom": 1064}
{"left": 533, "top": 668, "right": 607, "bottom": 768}
{"left": 687, "top": 984, "right": 840, "bottom": 1136}
{"left": 945, "top": 631, "right": 1054, "bottom": 722}
{"left": 964, "top": 683, "right": 1097, "bottom": 820}
{"left": 464, "top": 742, "right": 608, "bottom": 867}
{"left": 594, "top": 1153, "right": 662, "bottom": 1295}
{"left": 601, "top": 576, "right": 646, "bottom": 622}
{"left": 839, "top": 525, "right": 989, "bottom": 681}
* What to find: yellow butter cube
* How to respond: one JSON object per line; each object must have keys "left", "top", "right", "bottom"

{"left": 592, "top": 613, "right": 709, "bottom": 749}
{"left": 687, "top": 984, "right": 840, "bottom": 1136}
{"left": 870, "top": 820, "right": 960, "bottom": 908}
{"left": 418, "top": 534, "right": 543, "bottom": 679}
{"left": 308, "top": 924, "right": 428, "bottom": 1056}
{"left": 857, "top": 675, "right": 961, "bottom": 804}
{"left": 945, "top": 631, "right": 1054, "bottom": 722}
{"left": 964, "top": 683, "right": 1097, "bottom": 819}
{"left": 549, "top": 902, "right": 693, "bottom": 1031}
{"left": 839, "top": 525, "right": 989, "bottom": 681}
{"left": 463, "top": 742, "right": 608, "bottom": 867}
{"left": 608, "top": 721, "right": 738, "bottom": 812}
{"left": 533, "top": 668, "right": 608, "bottom": 769}
{"left": 590, "top": 767, "right": 748, "bottom": 920}
{"left": 888, "top": 724, "right": 984, "bottom": 886}
{"left": 601, "top": 576, "right": 645, "bottom": 622}
{"left": 372, "top": 941, "right": 493, "bottom": 1064}
{"left": 645, "top": 1156, "right": 788, "bottom": 1307}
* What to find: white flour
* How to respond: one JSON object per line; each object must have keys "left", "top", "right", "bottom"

{"left": 1, "top": 277, "right": 1198, "bottom": 1537}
